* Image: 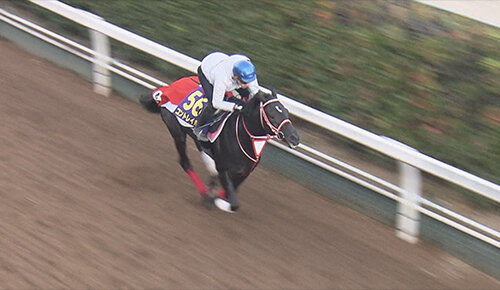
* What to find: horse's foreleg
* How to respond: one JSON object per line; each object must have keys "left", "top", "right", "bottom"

{"left": 218, "top": 171, "right": 239, "bottom": 212}
{"left": 161, "top": 108, "right": 207, "bottom": 195}
{"left": 200, "top": 151, "right": 221, "bottom": 195}
{"left": 200, "top": 151, "right": 218, "bottom": 176}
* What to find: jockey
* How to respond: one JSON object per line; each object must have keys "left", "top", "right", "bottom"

{"left": 194, "top": 51, "right": 259, "bottom": 140}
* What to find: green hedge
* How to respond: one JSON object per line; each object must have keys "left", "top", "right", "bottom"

{"left": 16, "top": 0, "right": 500, "bottom": 185}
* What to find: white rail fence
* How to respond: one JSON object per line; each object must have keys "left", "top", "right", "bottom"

{"left": 1, "top": 0, "right": 498, "bottom": 248}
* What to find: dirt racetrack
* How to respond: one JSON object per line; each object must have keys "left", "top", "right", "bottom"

{"left": 0, "top": 39, "right": 498, "bottom": 289}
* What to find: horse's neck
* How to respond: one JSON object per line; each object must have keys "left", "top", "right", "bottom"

{"left": 241, "top": 103, "right": 266, "bottom": 136}
{"left": 235, "top": 105, "right": 268, "bottom": 163}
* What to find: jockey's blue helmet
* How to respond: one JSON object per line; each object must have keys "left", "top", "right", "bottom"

{"left": 233, "top": 60, "right": 256, "bottom": 83}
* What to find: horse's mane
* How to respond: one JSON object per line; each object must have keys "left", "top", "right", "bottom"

{"left": 240, "top": 90, "right": 274, "bottom": 116}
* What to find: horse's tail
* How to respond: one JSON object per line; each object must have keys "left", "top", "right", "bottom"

{"left": 140, "top": 92, "right": 161, "bottom": 114}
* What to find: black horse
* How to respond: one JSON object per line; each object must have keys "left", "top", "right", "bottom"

{"left": 141, "top": 80, "right": 299, "bottom": 212}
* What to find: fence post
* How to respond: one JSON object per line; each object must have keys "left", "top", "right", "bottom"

{"left": 381, "top": 137, "right": 422, "bottom": 243}
{"left": 90, "top": 28, "right": 111, "bottom": 96}
{"left": 81, "top": 9, "right": 111, "bottom": 96}
{"left": 396, "top": 161, "right": 422, "bottom": 243}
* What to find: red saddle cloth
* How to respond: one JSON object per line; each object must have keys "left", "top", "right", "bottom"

{"left": 152, "top": 76, "right": 201, "bottom": 106}
{"left": 152, "top": 76, "right": 238, "bottom": 132}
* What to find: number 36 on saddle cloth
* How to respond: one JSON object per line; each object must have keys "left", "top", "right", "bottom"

{"left": 152, "top": 76, "right": 207, "bottom": 128}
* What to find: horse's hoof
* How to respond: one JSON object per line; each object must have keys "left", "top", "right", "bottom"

{"left": 201, "top": 194, "right": 215, "bottom": 210}
{"left": 206, "top": 188, "right": 218, "bottom": 199}
{"left": 214, "top": 198, "right": 235, "bottom": 213}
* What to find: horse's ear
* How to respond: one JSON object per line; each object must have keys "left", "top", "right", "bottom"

{"left": 271, "top": 87, "right": 277, "bottom": 98}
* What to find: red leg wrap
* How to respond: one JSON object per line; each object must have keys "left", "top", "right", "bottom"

{"left": 186, "top": 169, "right": 207, "bottom": 195}
{"left": 218, "top": 190, "right": 226, "bottom": 199}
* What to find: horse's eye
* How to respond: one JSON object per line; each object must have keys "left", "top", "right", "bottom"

{"left": 275, "top": 105, "right": 283, "bottom": 113}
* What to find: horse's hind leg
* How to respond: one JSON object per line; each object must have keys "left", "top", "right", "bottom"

{"left": 160, "top": 108, "right": 207, "bottom": 195}
{"left": 161, "top": 108, "right": 191, "bottom": 171}
{"left": 139, "top": 91, "right": 161, "bottom": 113}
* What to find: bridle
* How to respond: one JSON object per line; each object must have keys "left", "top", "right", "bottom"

{"left": 260, "top": 98, "right": 292, "bottom": 138}
{"left": 236, "top": 98, "right": 292, "bottom": 163}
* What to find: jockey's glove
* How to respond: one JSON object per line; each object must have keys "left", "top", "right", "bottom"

{"left": 233, "top": 104, "right": 244, "bottom": 111}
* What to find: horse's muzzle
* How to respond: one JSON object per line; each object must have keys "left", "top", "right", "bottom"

{"left": 280, "top": 123, "right": 300, "bottom": 148}
{"left": 286, "top": 134, "right": 300, "bottom": 148}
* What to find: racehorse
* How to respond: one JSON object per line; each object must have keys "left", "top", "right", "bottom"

{"left": 140, "top": 76, "right": 300, "bottom": 212}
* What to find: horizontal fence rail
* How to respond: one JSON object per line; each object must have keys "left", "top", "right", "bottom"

{"left": 2, "top": 1, "right": 498, "bottom": 250}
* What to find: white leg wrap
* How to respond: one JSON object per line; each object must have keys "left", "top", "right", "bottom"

{"left": 214, "top": 198, "right": 234, "bottom": 213}
{"left": 201, "top": 151, "right": 218, "bottom": 176}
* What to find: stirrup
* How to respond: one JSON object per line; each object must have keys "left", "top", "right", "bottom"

{"left": 194, "top": 126, "right": 209, "bottom": 142}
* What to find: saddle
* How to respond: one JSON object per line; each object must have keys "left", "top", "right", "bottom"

{"left": 195, "top": 111, "right": 233, "bottom": 143}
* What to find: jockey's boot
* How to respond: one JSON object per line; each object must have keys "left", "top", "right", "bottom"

{"left": 193, "top": 106, "right": 214, "bottom": 142}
